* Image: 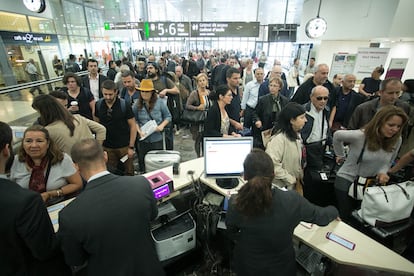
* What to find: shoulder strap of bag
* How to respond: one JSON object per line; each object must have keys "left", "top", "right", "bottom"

{"left": 353, "top": 138, "right": 367, "bottom": 198}
{"left": 143, "top": 102, "right": 154, "bottom": 120}
{"left": 44, "top": 159, "right": 52, "bottom": 187}
{"left": 356, "top": 138, "right": 367, "bottom": 165}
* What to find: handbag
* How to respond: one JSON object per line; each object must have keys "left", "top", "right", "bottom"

{"left": 181, "top": 109, "right": 206, "bottom": 123}
{"left": 261, "top": 128, "right": 272, "bottom": 148}
{"left": 358, "top": 180, "right": 414, "bottom": 227}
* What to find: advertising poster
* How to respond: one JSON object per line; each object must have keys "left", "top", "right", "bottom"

{"left": 353, "top": 48, "right": 390, "bottom": 82}
{"left": 385, "top": 58, "right": 408, "bottom": 79}
{"left": 329, "top": 53, "right": 357, "bottom": 79}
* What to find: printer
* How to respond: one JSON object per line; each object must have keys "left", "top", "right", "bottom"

{"left": 151, "top": 212, "right": 196, "bottom": 262}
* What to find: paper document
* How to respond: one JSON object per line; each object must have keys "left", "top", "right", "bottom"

{"left": 139, "top": 120, "right": 158, "bottom": 141}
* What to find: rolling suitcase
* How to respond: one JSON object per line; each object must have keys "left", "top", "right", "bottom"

{"left": 145, "top": 132, "right": 181, "bottom": 172}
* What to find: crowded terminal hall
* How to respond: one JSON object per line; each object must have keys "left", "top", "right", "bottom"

{"left": 1, "top": 0, "right": 414, "bottom": 275}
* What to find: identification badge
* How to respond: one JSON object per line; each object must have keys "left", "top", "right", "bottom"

{"left": 320, "top": 172, "right": 328, "bottom": 181}
{"left": 358, "top": 176, "right": 367, "bottom": 184}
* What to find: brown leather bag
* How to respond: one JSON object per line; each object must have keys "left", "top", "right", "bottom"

{"left": 295, "top": 178, "right": 304, "bottom": 196}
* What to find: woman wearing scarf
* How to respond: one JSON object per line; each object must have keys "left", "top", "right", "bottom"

{"left": 10, "top": 125, "right": 82, "bottom": 205}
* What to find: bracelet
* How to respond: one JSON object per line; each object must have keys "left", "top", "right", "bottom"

{"left": 56, "top": 188, "right": 63, "bottom": 197}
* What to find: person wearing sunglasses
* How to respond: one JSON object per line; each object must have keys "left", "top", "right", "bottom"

{"left": 301, "top": 85, "right": 332, "bottom": 206}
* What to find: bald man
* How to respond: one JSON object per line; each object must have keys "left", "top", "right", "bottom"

{"left": 301, "top": 86, "right": 333, "bottom": 206}
{"left": 329, "top": 74, "right": 365, "bottom": 130}
{"left": 291, "top": 64, "right": 336, "bottom": 108}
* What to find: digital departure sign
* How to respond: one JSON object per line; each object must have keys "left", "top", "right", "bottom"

{"left": 147, "top": 22, "right": 190, "bottom": 37}
{"left": 190, "top": 22, "right": 260, "bottom": 37}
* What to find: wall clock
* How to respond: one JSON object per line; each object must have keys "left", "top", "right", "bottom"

{"left": 23, "top": 0, "right": 46, "bottom": 13}
{"left": 305, "top": 17, "right": 327, "bottom": 39}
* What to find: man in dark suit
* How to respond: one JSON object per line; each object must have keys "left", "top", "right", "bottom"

{"left": 58, "top": 139, "right": 164, "bottom": 276}
{"left": 0, "top": 122, "right": 68, "bottom": 275}
{"left": 81, "top": 58, "right": 107, "bottom": 101}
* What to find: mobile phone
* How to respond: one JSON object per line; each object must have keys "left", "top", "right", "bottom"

{"left": 326, "top": 232, "right": 355, "bottom": 250}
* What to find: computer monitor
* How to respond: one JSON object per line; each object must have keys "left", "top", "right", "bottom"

{"left": 204, "top": 137, "right": 253, "bottom": 189}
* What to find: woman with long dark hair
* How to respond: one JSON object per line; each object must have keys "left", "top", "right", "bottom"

{"left": 133, "top": 79, "right": 171, "bottom": 172}
{"left": 266, "top": 102, "right": 307, "bottom": 191}
{"left": 32, "top": 94, "right": 106, "bottom": 156}
{"left": 226, "top": 149, "right": 338, "bottom": 276}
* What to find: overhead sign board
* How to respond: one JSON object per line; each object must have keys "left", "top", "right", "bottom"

{"left": 190, "top": 22, "right": 260, "bottom": 37}
{"left": 147, "top": 22, "right": 190, "bottom": 37}
{"left": 103, "top": 21, "right": 260, "bottom": 37}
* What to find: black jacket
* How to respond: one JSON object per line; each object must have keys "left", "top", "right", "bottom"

{"left": 0, "top": 178, "right": 68, "bottom": 275}
{"left": 81, "top": 74, "right": 108, "bottom": 99}
{"left": 58, "top": 174, "right": 164, "bottom": 276}
{"left": 252, "top": 93, "right": 289, "bottom": 131}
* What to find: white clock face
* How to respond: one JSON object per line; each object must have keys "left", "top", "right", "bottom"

{"left": 23, "top": 0, "right": 46, "bottom": 13}
{"left": 305, "top": 17, "right": 327, "bottom": 39}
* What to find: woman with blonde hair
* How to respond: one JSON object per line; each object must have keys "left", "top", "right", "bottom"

{"left": 185, "top": 73, "right": 211, "bottom": 156}
{"left": 333, "top": 105, "right": 408, "bottom": 221}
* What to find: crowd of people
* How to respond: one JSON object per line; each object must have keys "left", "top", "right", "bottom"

{"left": 1, "top": 49, "right": 414, "bottom": 275}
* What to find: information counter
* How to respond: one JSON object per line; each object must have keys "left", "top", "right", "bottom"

{"left": 48, "top": 157, "right": 414, "bottom": 274}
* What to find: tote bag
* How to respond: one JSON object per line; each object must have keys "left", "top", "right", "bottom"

{"left": 358, "top": 181, "right": 414, "bottom": 227}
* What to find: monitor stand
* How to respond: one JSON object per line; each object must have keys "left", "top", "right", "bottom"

{"left": 216, "top": 178, "right": 239, "bottom": 189}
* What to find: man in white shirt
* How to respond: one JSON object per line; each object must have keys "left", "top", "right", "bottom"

{"left": 240, "top": 67, "right": 264, "bottom": 128}
{"left": 81, "top": 59, "right": 107, "bottom": 101}
{"left": 301, "top": 85, "right": 332, "bottom": 206}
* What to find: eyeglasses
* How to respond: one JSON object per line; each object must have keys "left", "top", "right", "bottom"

{"left": 316, "top": 96, "right": 329, "bottom": 101}
{"left": 107, "top": 108, "right": 113, "bottom": 118}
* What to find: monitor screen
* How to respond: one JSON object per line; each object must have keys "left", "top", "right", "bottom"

{"left": 204, "top": 137, "right": 253, "bottom": 188}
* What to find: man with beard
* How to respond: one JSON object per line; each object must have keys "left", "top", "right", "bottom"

{"left": 94, "top": 80, "right": 137, "bottom": 175}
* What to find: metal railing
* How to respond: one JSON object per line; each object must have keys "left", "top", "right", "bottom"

{"left": 0, "top": 71, "right": 89, "bottom": 95}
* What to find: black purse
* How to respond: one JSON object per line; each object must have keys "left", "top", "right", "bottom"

{"left": 181, "top": 109, "right": 206, "bottom": 123}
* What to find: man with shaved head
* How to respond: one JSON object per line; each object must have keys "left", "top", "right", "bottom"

{"left": 329, "top": 74, "right": 365, "bottom": 130}
{"left": 291, "top": 64, "right": 336, "bottom": 108}
{"left": 301, "top": 85, "right": 333, "bottom": 206}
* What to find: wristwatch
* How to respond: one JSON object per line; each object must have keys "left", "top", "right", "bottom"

{"left": 128, "top": 146, "right": 134, "bottom": 150}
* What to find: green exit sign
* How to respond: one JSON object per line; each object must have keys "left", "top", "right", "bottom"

{"left": 104, "top": 22, "right": 110, "bottom": 30}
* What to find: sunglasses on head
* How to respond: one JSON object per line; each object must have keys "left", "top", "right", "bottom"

{"left": 316, "top": 96, "right": 329, "bottom": 101}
